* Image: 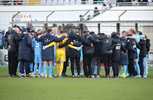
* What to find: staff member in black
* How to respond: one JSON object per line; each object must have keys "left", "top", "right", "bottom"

{"left": 8, "top": 27, "right": 24, "bottom": 77}
{"left": 139, "top": 36, "right": 147, "bottom": 77}
{"left": 126, "top": 33, "right": 141, "bottom": 78}
{"left": 89, "top": 33, "right": 112, "bottom": 78}
{"left": 106, "top": 32, "right": 126, "bottom": 78}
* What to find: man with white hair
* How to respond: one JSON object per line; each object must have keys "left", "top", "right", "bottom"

{"left": 8, "top": 26, "right": 24, "bottom": 77}
{"left": 52, "top": 27, "right": 59, "bottom": 76}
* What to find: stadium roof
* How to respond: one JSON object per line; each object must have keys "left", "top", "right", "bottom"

{"left": 120, "top": 11, "right": 153, "bottom": 21}
{"left": 48, "top": 10, "right": 87, "bottom": 21}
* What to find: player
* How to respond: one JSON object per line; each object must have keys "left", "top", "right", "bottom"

{"left": 32, "top": 30, "right": 43, "bottom": 77}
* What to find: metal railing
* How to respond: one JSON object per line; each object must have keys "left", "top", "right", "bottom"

{"left": 0, "top": 0, "right": 105, "bottom": 5}
{"left": 116, "top": 2, "right": 153, "bottom": 6}
{"left": 0, "top": 0, "right": 153, "bottom": 6}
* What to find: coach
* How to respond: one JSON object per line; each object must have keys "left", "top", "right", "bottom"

{"left": 8, "top": 27, "right": 24, "bottom": 77}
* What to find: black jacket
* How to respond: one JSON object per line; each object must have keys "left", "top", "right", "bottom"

{"left": 89, "top": 35, "right": 112, "bottom": 54}
{"left": 107, "top": 36, "right": 126, "bottom": 62}
{"left": 91, "top": 34, "right": 102, "bottom": 57}
{"left": 82, "top": 33, "right": 94, "bottom": 54}
{"left": 146, "top": 38, "right": 151, "bottom": 54}
{"left": 8, "top": 30, "right": 24, "bottom": 52}
{"left": 139, "top": 38, "right": 146, "bottom": 57}
{"left": 67, "top": 38, "right": 82, "bottom": 58}
{"left": 5, "top": 30, "right": 11, "bottom": 42}
{"left": 59, "top": 32, "right": 90, "bottom": 48}
{"left": 119, "top": 37, "right": 128, "bottom": 65}
{"left": 126, "top": 34, "right": 141, "bottom": 59}
{"left": 69, "top": 39, "right": 82, "bottom": 58}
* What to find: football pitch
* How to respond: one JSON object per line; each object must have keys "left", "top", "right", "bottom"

{"left": 0, "top": 67, "right": 153, "bottom": 100}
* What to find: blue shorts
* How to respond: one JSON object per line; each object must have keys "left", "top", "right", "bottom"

{"left": 80, "top": 54, "right": 83, "bottom": 61}
{"left": 134, "top": 48, "right": 140, "bottom": 62}
{"left": 34, "top": 55, "right": 43, "bottom": 63}
{"left": 80, "top": 48, "right": 83, "bottom": 61}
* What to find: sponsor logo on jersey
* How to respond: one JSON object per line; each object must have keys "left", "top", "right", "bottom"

{"left": 44, "top": 39, "right": 50, "bottom": 42}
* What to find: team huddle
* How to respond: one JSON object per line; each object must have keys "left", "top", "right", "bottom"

{"left": 8, "top": 25, "right": 151, "bottom": 78}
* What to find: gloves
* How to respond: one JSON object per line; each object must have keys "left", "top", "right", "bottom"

{"left": 42, "top": 46, "right": 48, "bottom": 50}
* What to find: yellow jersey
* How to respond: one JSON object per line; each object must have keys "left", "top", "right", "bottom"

{"left": 55, "top": 36, "right": 67, "bottom": 51}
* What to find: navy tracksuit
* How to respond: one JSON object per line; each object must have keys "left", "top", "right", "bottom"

{"left": 119, "top": 37, "right": 129, "bottom": 66}
{"left": 18, "top": 33, "right": 32, "bottom": 75}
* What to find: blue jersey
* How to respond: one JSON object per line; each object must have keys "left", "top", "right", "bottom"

{"left": 133, "top": 34, "right": 143, "bottom": 42}
{"left": 0, "top": 33, "right": 2, "bottom": 46}
{"left": 32, "top": 38, "right": 42, "bottom": 55}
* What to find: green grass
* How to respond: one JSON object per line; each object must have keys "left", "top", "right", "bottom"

{"left": 0, "top": 67, "right": 153, "bottom": 100}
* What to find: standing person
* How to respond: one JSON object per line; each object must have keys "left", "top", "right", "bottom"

{"left": 29, "top": 31, "right": 35, "bottom": 76}
{"left": 129, "top": 29, "right": 145, "bottom": 78}
{"left": 55, "top": 31, "right": 68, "bottom": 78}
{"left": 35, "top": 29, "right": 65, "bottom": 78}
{"left": 32, "top": 30, "right": 43, "bottom": 77}
{"left": 89, "top": 33, "right": 112, "bottom": 78}
{"left": 1, "top": 30, "right": 5, "bottom": 49}
{"left": 119, "top": 31, "right": 129, "bottom": 78}
{"left": 8, "top": 27, "right": 24, "bottom": 77}
{"left": 144, "top": 38, "right": 151, "bottom": 77}
{"left": 68, "top": 32, "right": 82, "bottom": 78}
{"left": 106, "top": 32, "right": 126, "bottom": 78}
{"left": 52, "top": 27, "right": 58, "bottom": 76}
{"left": 0, "top": 30, "right": 3, "bottom": 49}
{"left": 5, "top": 27, "right": 12, "bottom": 49}
{"left": 74, "top": 32, "right": 84, "bottom": 76}
{"left": 126, "top": 32, "right": 140, "bottom": 78}
{"left": 18, "top": 28, "right": 32, "bottom": 78}
{"left": 82, "top": 33, "right": 94, "bottom": 78}
{"left": 89, "top": 32, "right": 102, "bottom": 78}
{"left": 139, "top": 36, "right": 147, "bottom": 77}
{"left": 29, "top": 30, "right": 36, "bottom": 75}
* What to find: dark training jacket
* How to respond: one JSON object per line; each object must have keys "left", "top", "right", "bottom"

{"left": 8, "top": 30, "right": 24, "bottom": 52}
{"left": 59, "top": 32, "right": 82, "bottom": 58}
{"left": 146, "top": 38, "right": 151, "bottom": 54}
{"left": 119, "top": 37, "right": 128, "bottom": 65}
{"left": 18, "top": 33, "right": 32, "bottom": 61}
{"left": 139, "top": 38, "right": 146, "bottom": 57}
{"left": 91, "top": 34, "right": 102, "bottom": 57}
{"left": 107, "top": 35, "right": 126, "bottom": 62}
{"left": 82, "top": 33, "right": 94, "bottom": 54}
{"left": 89, "top": 35, "right": 112, "bottom": 54}
{"left": 126, "top": 34, "right": 141, "bottom": 59}
{"left": 59, "top": 32, "right": 91, "bottom": 48}
{"left": 69, "top": 39, "right": 82, "bottom": 58}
